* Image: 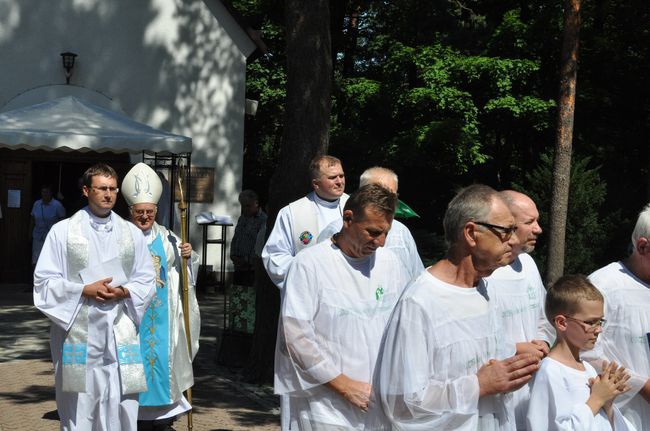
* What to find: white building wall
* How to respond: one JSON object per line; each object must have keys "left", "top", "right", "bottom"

{"left": 0, "top": 0, "right": 256, "bottom": 271}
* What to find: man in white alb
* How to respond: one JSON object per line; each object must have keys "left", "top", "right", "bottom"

{"left": 318, "top": 167, "right": 424, "bottom": 282}
{"left": 584, "top": 202, "right": 650, "bottom": 430}
{"left": 34, "top": 163, "right": 156, "bottom": 431}
{"left": 275, "top": 184, "right": 410, "bottom": 430}
{"left": 484, "top": 190, "right": 555, "bottom": 430}
{"left": 262, "top": 155, "right": 348, "bottom": 290}
{"left": 121, "top": 163, "right": 200, "bottom": 431}
{"left": 377, "top": 184, "right": 540, "bottom": 430}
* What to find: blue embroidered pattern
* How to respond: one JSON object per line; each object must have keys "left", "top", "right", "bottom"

{"left": 62, "top": 344, "right": 87, "bottom": 365}
{"left": 117, "top": 344, "right": 142, "bottom": 365}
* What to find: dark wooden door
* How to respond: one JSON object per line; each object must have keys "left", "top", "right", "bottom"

{"left": 0, "top": 159, "right": 32, "bottom": 283}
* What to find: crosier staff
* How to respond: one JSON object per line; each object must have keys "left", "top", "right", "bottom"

{"left": 177, "top": 163, "right": 194, "bottom": 431}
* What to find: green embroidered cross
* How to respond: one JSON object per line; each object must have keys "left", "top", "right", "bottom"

{"left": 375, "top": 286, "right": 384, "bottom": 300}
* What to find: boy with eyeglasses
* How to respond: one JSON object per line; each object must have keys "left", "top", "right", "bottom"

{"left": 526, "top": 274, "right": 635, "bottom": 431}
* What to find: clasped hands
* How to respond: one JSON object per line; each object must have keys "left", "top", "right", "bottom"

{"left": 478, "top": 353, "right": 541, "bottom": 397}
{"left": 588, "top": 360, "right": 631, "bottom": 413}
{"left": 82, "top": 277, "right": 130, "bottom": 302}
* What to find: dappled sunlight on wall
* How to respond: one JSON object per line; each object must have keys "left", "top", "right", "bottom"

{"left": 0, "top": 0, "right": 255, "bottom": 267}
{"left": 0, "top": 0, "right": 20, "bottom": 44}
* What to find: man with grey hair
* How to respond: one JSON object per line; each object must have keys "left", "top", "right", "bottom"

{"left": 377, "top": 184, "right": 540, "bottom": 430}
{"left": 484, "top": 190, "right": 555, "bottom": 430}
{"left": 318, "top": 167, "right": 424, "bottom": 281}
{"left": 263, "top": 155, "right": 348, "bottom": 290}
{"left": 584, "top": 203, "right": 650, "bottom": 430}
{"left": 275, "top": 184, "right": 409, "bottom": 429}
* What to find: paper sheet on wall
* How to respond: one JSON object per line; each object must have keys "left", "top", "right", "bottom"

{"left": 79, "top": 257, "right": 128, "bottom": 287}
{"left": 7, "top": 189, "right": 20, "bottom": 208}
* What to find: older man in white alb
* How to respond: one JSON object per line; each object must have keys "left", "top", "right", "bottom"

{"left": 377, "top": 184, "right": 540, "bottom": 431}
{"left": 318, "top": 167, "right": 424, "bottom": 282}
{"left": 583, "top": 203, "right": 650, "bottom": 430}
{"left": 484, "top": 190, "right": 555, "bottom": 430}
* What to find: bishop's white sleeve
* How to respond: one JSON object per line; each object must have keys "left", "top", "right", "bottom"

{"left": 378, "top": 296, "right": 480, "bottom": 430}
{"left": 262, "top": 206, "right": 295, "bottom": 290}
{"left": 33, "top": 222, "right": 85, "bottom": 331}
{"left": 121, "top": 224, "right": 156, "bottom": 327}
{"left": 278, "top": 255, "right": 341, "bottom": 392}
{"left": 527, "top": 365, "right": 595, "bottom": 431}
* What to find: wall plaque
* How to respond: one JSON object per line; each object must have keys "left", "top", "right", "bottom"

{"left": 174, "top": 167, "right": 214, "bottom": 203}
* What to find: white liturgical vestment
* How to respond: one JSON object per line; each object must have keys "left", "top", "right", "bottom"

{"left": 485, "top": 253, "right": 556, "bottom": 429}
{"left": 584, "top": 262, "right": 650, "bottom": 431}
{"left": 377, "top": 271, "right": 516, "bottom": 431}
{"left": 262, "top": 191, "right": 347, "bottom": 290}
{"left": 527, "top": 358, "right": 635, "bottom": 431}
{"left": 275, "top": 241, "right": 409, "bottom": 430}
{"left": 318, "top": 218, "right": 424, "bottom": 282}
{"left": 34, "top": 208, "right": 156, "bottom": 431}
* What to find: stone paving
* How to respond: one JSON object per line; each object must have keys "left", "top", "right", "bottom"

{"left": 0, "top": 284, "right": 280, "bottom": 431}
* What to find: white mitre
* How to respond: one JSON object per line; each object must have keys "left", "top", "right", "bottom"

{"left": 121, "top": 162, "right": 162, "bottom": 206}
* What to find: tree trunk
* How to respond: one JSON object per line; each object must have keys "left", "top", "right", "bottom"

{"left": 546, "top": 0, "right": 581, "bottom": 285}
{"left": 245, "top": 0, "right": 333, "bottom": 383}
{"left": 342, "top": 0, "right": 363, "bottom": 77}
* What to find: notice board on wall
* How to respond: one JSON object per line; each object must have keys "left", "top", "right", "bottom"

{"left": 174, "top": 166, "right": 214, "bottom": 203}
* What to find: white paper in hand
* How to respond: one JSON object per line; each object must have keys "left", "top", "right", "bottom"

{"left": 79, "top": 257, "right": 128, "bottom": 287}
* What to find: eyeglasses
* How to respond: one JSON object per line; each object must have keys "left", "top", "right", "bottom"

{"left": 91, "top": 186, "right": 119, "bottom": 194}
{"left": 565, "top": 316, "right": 607, "bottom": 332}
{"left": 475, "top": 221, "right": 517, "bottom": 241}
{"left": 132, "top": 208, "right": 156, "bottom": 217}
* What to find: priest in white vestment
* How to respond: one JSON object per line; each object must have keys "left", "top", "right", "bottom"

{"left": 318, "top": 167, "right": 424, "bottom": 282}
{"left": 484, "top": 191, "right": 555, "bottom": 429}
{"left": 377, "top": 184, "right": 541, "bottom": 431}
{"left": 121, "top": 163, "right": 201, "bottom": 429}
{"left": 262, "top": 155, "right": 348, "bottom": 290}
{"left": 275, "top": 184, "right": 409, "bottom": 430}
{"left": 583, "top": 203, "right": 650, "bottom": 431}
{"left": 34, "top": 163, "right": 156, "bottom": 431}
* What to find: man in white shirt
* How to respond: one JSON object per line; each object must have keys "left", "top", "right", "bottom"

{"left": 377, "top": 184, "right": 540, "bottom": 431}
{"left": 318, "top": 167, "right": 424, "bottom": 282}
{"left": 262, "top": 155, "right": 348, "bottom": 290}
{"left": 275, "top": 184, "right": 409, "bottom": 430}
{"left": 484, "top": 190, "right": 555, "bottom": 429}
{"left": 34, "top": 163, "right": 156, "bottom": 431}
{"left": 584, "top": 203, "right": 650, "bottom": 430}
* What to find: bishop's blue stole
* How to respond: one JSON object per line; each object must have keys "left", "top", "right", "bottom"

{"left": 140, "top": 234, "right": 171, "bottom": 406}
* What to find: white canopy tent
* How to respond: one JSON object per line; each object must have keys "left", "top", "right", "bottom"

{"left": 0, "top": 96, "right": 192, "bottom": 153}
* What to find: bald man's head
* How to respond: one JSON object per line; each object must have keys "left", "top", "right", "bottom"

{"left": 499, "top": 190, "right": 542, "bottom": 255}
{"left": 359, "top": 167, "right": 398, "bottom": 194}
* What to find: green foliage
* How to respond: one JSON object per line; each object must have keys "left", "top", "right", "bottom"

{"left": 232, "top": 0, "right": 650, "bottom": 272}
{"left": 515, "top": 150, "right": 620, "bottom": 277}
